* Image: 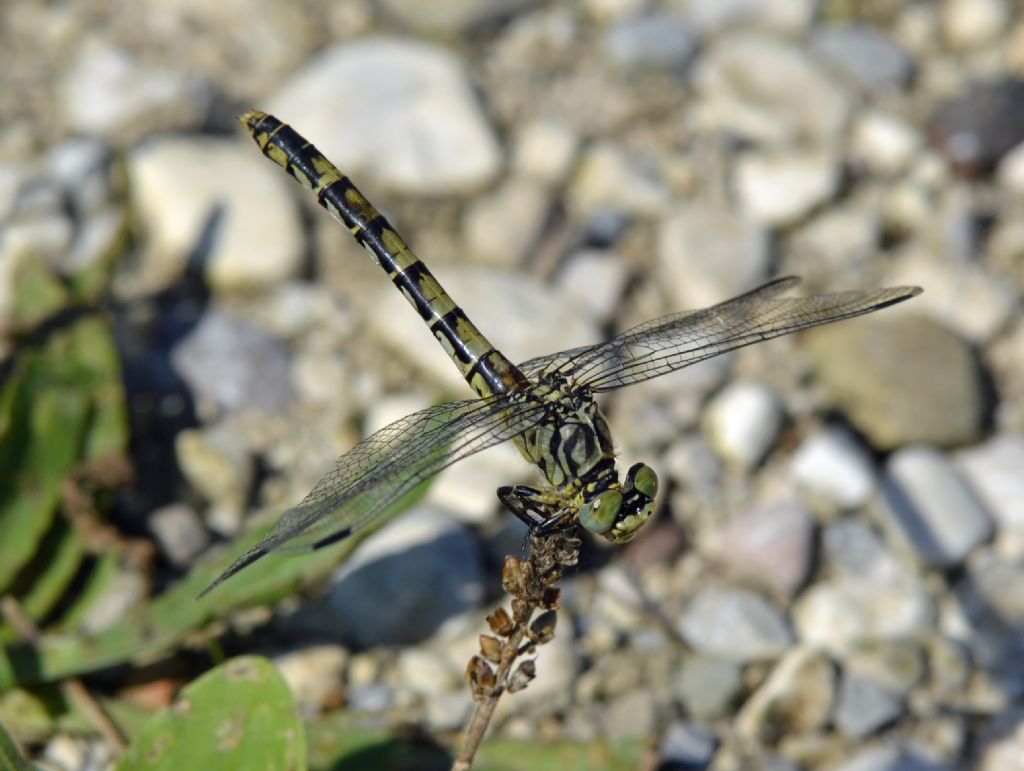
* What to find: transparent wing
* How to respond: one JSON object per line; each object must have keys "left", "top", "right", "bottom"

{"left": 520, "top": 277, "right": 921, "bottom": 392}
{"left": 199, "top": 394, "right": 547, "bottom": 596}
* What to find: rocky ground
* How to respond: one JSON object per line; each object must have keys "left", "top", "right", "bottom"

{"left": 2, "top": 0, "right": 1024, "bottom": 769}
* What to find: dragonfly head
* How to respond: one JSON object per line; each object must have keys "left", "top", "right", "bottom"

{"left": 579, "top": 463, "right": 658, "bottom": 543}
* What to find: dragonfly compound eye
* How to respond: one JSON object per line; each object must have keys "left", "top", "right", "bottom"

{"left": 579, "top": 489, "right": 624, "bottom": 535}
{"left": 625, "top": 463, "right": 658, "bottom": 499}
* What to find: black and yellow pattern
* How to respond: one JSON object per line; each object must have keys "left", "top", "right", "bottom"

{"left": 198, "top": 112, "right": 922, "bottom": 597}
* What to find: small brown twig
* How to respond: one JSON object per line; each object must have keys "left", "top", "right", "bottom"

{"left": 452, "top": 530, "right": 580, "bottom": 770}
{"left": 0, "top": 596, "right": 127, "bottom": 752}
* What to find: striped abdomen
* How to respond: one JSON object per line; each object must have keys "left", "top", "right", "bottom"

{"left": 241, "top": 110, "right": 526, "bottom": 400}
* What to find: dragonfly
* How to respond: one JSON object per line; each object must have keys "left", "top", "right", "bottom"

{"left": 198, "top": 111, "right": 921, "bottom": 597}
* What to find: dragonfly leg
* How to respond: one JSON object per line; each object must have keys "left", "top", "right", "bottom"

{"left": 498, "top": 485, "right": 572, "bottom": 533}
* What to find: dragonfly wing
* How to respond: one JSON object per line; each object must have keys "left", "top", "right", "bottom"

{"left": 199, "top": 394, "right": 547, "bottom": 596}
{"left": 536, "top": 277, "right": 920, "bottom": 392}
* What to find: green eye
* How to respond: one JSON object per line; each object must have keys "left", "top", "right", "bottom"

{"left": 626, "top": 463, "right": 658, "bottom": 499}
{"left": 580, "top": 489, "right": 623, "bottom": 534}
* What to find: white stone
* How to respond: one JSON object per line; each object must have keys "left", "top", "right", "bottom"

{"left": 556, "top": 249, "right": 630, "bottom": 323}
{"left": 569, "top": 142, "right": 673, "bottom": 217}
{"left": 793, "top": 578, "right": 935, "bottom": 654}
{"left": 463, "top": 178, "right": 551, "bottom": 266}
{"left": 149, "top": 503, "right": 210, "bottom": 567}
{"left": 736, "top": 152, "right": 840, "bottom": 227}
{"left": 273, "top": 645, "right": 348, "bottom": 717}
{"left": 512, "top": 119, "right": 580, "bottom": 185}
{"left": 941, "top": 0, "right": 1009, "bottom": 49}
{"left": 880, "top": 445, "right": 994, "bottom": 568}
{"left": 127, "top": 138, "right": 303, "bottom": 293}
{"left": 657, "top": 202, "right": 770, "bottom": 309}
{"left": 679, "top": 586, "right": 794, "bottom": 661}
{"left": 791, "top": 426, "right": 877, "bottom": 509}
{"left": 958, "top": 435, "right": 1024, "bottom": 554}
{"left": 427, "top": 440, "right": 529, "bottom": 524}
{"left": 675, "top": 0, "right": 816, "bottom": 35}
{"left": 997, "top": 140, "right": 1024, "bottom": 195}
{"left": 695, "top": 33, "right": 851, "bottom": 147}
{"left": 851, "top": 111, "right": 923, "bottom": 176}
{"left": 268, "top": 39, "right": 501, "bottom": 194}
{"left": 702, "top": 380, "right": 784, "bottom": 468}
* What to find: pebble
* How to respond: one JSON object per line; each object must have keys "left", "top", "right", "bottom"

{"left": 148, "top": 503, "right": 210, "bottom": 567}
{"left": 174, "top": 426, "right": 254, "bottom": 529}
{"left": 974, "top": 708, "right": 1024, "bottom": 771}
{"left": 851, "top": 112, "right": 923, "bottom": 176}
{"left": 127, "top": 137, "right": 304, "bottom": 294}
{"left": 657, "top": 203, "right": 770, "bottom": 310}
{"left": 599, "top": 689, "right": 657, "bottom": 740}
{"left": 789, "top": 206, "right": 880, "bottom": 279}
{"left": 834, "top": 672, "right": 905, "bottom": 739}
{"left": 809, "top": 315, "right": 988, "bottom": 449}
{"left": 569, "top": 141, "right": 673, "bottom": 217}
{"left": 347, "top": 682, "right": 394, "bottom": 713}
{"left": 997, "top": 140, "right": 1024, "bottom": 193}
{"left": 822, "top": 518, "right": 904, "bottom": 584}
{"left": 735, "top": 647, "right": 835, "bottom": 741}
{"left": 426, "top": 440, "right": 527, "bottom": 524}
{"left": 377, "top": 0, "right": 529, "bottom": 34}
{"left": 322, "top": 505, "right": 485, "bottom": 648}
{"left": 879, "top": 445, "right": 993, "bottom": 568}
{"left": 735, "top": 151, "right": 841, "bottom": 227}
{"left": 80, "top": 568, "right": 148, "bottom": 634}
{"left": 659, "top": 720, "right": 719, "bottom": 768}
{"left": 952, "top": 551, "right": 1024, "bottom": 682}
{"left": 603, "top": 11, "right": 700, "bottom": 72}
{"left": 940, "top": 0, "right": 1010, "bottom": 49}
{"left": 887, "top": 248, "right": 1017, "bottom": 344}
{"left": 812, "top": 24, "right": 915, "bottom": 93}
{"left": 675, "top": 654, "right": 744, "bottom": 719}
{"left": 555, "top": 249, "right": 630, "bottom": 324}
{"left": 702, "top": 380, "right": 785, "bottom": 468}
{"left": 366, "top": 267, "right": 599, "bottom": 393}
{"left": 462, "top": 178, "right": 551, "bottom": 267}
{"left": 830, "top": 744, "right": 954, "bottom": 771}
{"left": 267, "top": 39, "right": 501, "bottom": 194}
{"left": 957, "top": 434, "right": 1024, "bottom": 553}
{"left": 272, "top": 645, "right": 347, "bottom": 718}
{"left": 695, "top": 33, "right": 850, "bottom": 147}
{"left": 512, "top": 119, "right": 579, "bottom": 185}
{"left": 675, "top": 0, "right": 816, "bottom": 35}
{"left": 170, "top": 310, "right": 293, "bottom": 418}
{"left": 793, "top": 577, "right": 935, "bottom": 654}
{"left": 712, "top": 498, "right": 815, "bottom": 596}
{"left": 790, "top": 426, "right": 878, "bottom": 510}
{"left": 678, "top": 586, "right": 794, "bottom": 662}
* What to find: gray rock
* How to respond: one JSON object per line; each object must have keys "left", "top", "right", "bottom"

{"left": 678, "top": 586, "right": 794, "bottom": 661}
{"left": 321, "top": 506, "right": 485, "bottom": 648}
{"left": 809, "top": 315, "right": 988, "bottom": 449}
{"left": 171, "top": 310, "right": 292, "bottom": 417}
{"left": 735, "top": 151, "right": 841, "bottom": 227}
{"left": 347, "top": 683, "right": 395, "bottom": 713}
{"left": 657, "top": 203, "right": 770, "bottom": 310}
{"left": 822, "top": 518, "right": 904, "bottom": 583}
{"left": 831, "top": 745, "right": 954, "bottom": 771}
{"left": 791, "top": 426, "right": 877, "bottom": 510}
{"left": 879, "top": 446, "right": 993, "bottom": 568}
{"left": 713, "top": 498, "right": 815, "bottom": 596}
{"left": 175, "top": 425, "right": 255, "bottom": 535}
{"left": 702, "top": 380, "right": 785, "bottom": 468}
{"left": 603, "top": 12, "right": 700, "bottom": 72}
{"left": 675, "top": 655, "right": 743, "bottom": 719}
{"left": 812, "top": 25, "right": 915, "bottom": 92}
{"left": 80, "top": 568, "right": 148, "bottom": 634}
{"left": 835, "top": 672, "right": 905, "bottom": 739}
{"left": 659, "top": 720, "right": 719, "bottom": 768}
{"left": 694, "top": 33, "right": 851, "bottom": 147}
{"left": 845, "top": 639, "right": 925, "bottom": 698}
{"left": 789, "top": 206, "right": 880, "bottom": 280}
{"left": 957, "top": 434, "right": 1024, "bottom": 549}
{"left": 127, "top": 138, "right": 304, "bottom": 294}
{"left": 736, "top": 647, "right": 835, "bottom": 741}
{"left": 272, "top": 645, "right": 347, "bottom": 718}
{"left": 268, "top": 39, "right": 501, "bottom": 194}
{"left": 367, "top": 267, "right": 599, "bottom": 392}
{"left": 378, "top": 0, "right": 529, "bottom": 33}
{"left": 793, "top": 577, "right": 934, "bottom": 655}
{"left": 148, "top": 503, "right": 210, "bottom": 567}
{"left": 463, "top": 178, "right": 551, "bottom": 267}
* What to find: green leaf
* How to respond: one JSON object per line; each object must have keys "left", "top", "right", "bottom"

{"left": 10, "top": 256, "right": 68, "bottom": 333}
{"left": 116, "top": 656, "right": 305, "bottom": 771}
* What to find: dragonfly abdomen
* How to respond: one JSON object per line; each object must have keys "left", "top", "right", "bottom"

{"left": 241, "top": 110, "right": 526, "bottom": 399}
